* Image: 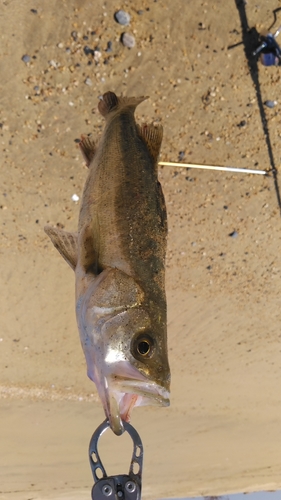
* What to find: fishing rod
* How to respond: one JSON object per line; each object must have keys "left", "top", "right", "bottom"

{"left": 159, "top": 161, "right": 268, "bottom": 175}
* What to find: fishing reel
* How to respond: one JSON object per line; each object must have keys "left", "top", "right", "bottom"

{"left": 253, "top": 25, "right": 281, "bottom": 66}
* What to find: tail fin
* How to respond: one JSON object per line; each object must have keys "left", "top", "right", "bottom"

{"left": 98, "top": 91, "right": 148, "bottom": 118}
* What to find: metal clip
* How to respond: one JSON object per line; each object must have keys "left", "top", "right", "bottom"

{"left": 89, "top": 419, "right": 143, "bottom": 500}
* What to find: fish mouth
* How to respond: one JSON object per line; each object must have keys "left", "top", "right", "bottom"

{"left": 96, "top": 368, "right": 170, "bottom": 435}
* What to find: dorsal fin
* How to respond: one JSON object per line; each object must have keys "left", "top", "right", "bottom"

{"left": 98, "top": 91, "right": 148, "bottom": 118}
{"left": 44, "top": 226, "right": 78, "bottom": 270}
{"left": 137, "top": 123, "right": 163, "bottom": 164}
{"left": 79, "top": 134, "right": 96, "bottom": 167}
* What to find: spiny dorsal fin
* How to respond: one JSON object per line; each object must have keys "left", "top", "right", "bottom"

{"left": 98, "top": 91, "right": 148, "bottom": 118}
{"left": 79, "top": 134, "right": 96, "bottom": 167}
{"left": 44, "top": 225, "right": 78, "bottom": 270}
{"left": 137, "top": 123, "right": 163, "bottom": 164}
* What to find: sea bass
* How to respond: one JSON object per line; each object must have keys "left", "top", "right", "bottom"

{"left": 44, "top": 91, "right": 170, "bottom": 435}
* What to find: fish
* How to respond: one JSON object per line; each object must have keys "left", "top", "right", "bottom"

{"left": 44, "top": 91, "right": 170, "bottom": 435}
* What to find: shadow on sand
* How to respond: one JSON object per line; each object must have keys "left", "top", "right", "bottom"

{"left": 230, "top": 0, "right": 281, "bottom": 215}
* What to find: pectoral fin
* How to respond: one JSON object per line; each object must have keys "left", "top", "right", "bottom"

{"left": 137, "top": 123, "right": 163, "bottom": 165}
{"left": 79, "top": 134, "right": 96, "bottom": 167}
{"left": 44, "top": 225, "right": 78, "bottom": 270}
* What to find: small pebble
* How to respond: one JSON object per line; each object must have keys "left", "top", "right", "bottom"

{"left": 85, "top": 77, "right": 93, "bottom": 86}
{"left": 71, "top": 30, "right": 78, "bottom": 40}
{"left": 121, "top": 32, "right": 135, "bottom": 48}
{"left": 30, "top": 8, "right": 37, "bottom": 14}
{"left": 265, "top": 100, "right": 277, "bottom": 108}
{"left": 22, "top": 54, "right": 31, "bottom": 63}
{"left": 106, "top": 41, "right": 112, "bottom": 52}
{"left": 114, "top": 10, "right": 131, "bottom": 25}
{"left": 84, "top": 45, "right": 94, "bottom": 56}
{"left": 229, "top": 230, "right": 238, "bottom": 238}
{"left": 237, "top": 120, "right": 246, "bottom": 128}
{"left": 93, "top": 50, "right": 101, "bottom": 62}
{"left": 198, "top": 22, "right": 206, "bottom": 30}
{"left": 49, "top": 59, "right": 59, "bottom": 68}
{"left": 72, "top": 194, "right": 79, "bottom": 202}
{"left": 178, "top": 151, "right": 185, "bottom": 161}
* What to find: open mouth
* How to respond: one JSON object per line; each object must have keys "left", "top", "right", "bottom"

{"left": 100, "top": 374, "right": 170, "bottom": 435}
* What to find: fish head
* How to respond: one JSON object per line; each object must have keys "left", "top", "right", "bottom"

{"left": 79, "top": 294, "right": 170, "bottom": 435}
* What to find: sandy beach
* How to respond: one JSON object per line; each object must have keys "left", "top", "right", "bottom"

{"left": 1, "top": 0, "right": 281, "bottom": 498}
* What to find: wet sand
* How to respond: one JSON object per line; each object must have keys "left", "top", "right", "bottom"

{"left": 2, "top": 288, "right": 281, "bottom": 499}
{"left": 1, "top": 0, "right": 281, "bottom": 498}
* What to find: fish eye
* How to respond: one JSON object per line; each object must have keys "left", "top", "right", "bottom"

{"left": 132, "top": 334, "right": 154, "bottom": 358}
{"left": 138, "top": 340, "right": 151, "bottom": 355}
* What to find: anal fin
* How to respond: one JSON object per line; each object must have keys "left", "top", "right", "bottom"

{"left": 137, "top": 123, "right": 163, "bottom": 165}
{"left": 79, "top": 134, "right": 96, "bottom": 167}
{"left": 44, "top": 225, "right": 78, "bottom": 270}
